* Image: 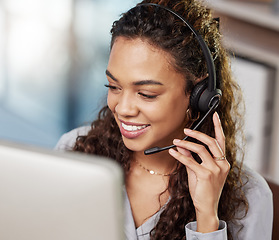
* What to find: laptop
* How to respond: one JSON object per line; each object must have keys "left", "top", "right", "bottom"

{"left": 0, "top": 140, "right": 124, "bottom": 240}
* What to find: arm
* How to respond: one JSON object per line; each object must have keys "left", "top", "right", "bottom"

{"left": 185, "top": 177, "right": 273, "bottom": 240}
{"left": 230, "top": 167, "right": 273, "bottom": 240}
{"left": 169, "top": 112, "right": 229, "bottom": 239}
{"left": 169, "top": 112, "right": 230, "bottom": 234}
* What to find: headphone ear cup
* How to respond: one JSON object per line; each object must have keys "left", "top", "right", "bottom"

{"left": 190, "top": 78, "right": 208, "bottom": 112}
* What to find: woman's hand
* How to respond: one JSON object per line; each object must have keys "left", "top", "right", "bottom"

{"left": 168, "top": 112, "right": 230, "bottom": 233}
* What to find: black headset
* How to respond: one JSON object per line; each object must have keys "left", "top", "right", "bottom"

{"left": 130, "top": 3, "right": 222, "bottom": 155}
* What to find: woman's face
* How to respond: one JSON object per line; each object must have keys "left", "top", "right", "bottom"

{"left": 106, "top": 37, "right": 190, "bottom": 152}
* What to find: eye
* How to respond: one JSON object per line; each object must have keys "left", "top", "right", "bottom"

{"left": 138, "top": 92, "right": 158, "bottom": 99}
{"left": 104, "top": 84, "right": 120, "bottom": 91}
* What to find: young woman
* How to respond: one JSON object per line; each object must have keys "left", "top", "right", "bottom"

{"left": 55, "top": 0, "right": 273, "bottom": 239}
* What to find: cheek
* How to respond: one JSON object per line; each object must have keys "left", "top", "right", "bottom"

{"left": 107, "top": 93, "right": 116, "bottom": 112}
{"left": 144, "top": 99, "right": 188, "bottom": 125}
{"left": 160, "top": 106, "right": 185, "bottom": 124}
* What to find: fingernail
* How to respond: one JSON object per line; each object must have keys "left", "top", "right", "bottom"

{"left": 215, "top": 112, "right": 221, "bottom": 122}
{"left": 169, "top": 148, "right": 176, "bottom": 154}
{"left": 173, "top": 139, "right": 181, "bottom": 144}
{"left": 184, "top": 128, "right": 192, "bottom": 134}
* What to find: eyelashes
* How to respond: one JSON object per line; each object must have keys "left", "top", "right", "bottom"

{"left": 138, "top": 92, "right": 157, "bottom": 99}
{"left": 104, "top": 84, "right": 158, "bottom": 99}
{"left": 104, "top": 84, "right": 117, "bottom": 90}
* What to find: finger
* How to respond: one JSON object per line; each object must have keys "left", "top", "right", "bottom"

{"left": 169, "top": 148, "right": 212, "bottom": 179}
{"left": 174, "top": 139, "right": 212, "bottom": 162}
{"left": 173, "top": 139, "right": 220, "bottom": 170}
{"left": 183, "top": 129, "right": 224, "bottom": 160}
{"left": 174, "top": 139, "right": 230, "bottom": 177}
{"left": 175, "top": 147, "right": 197, "bottom": 182}
{"left": 169, "top": 148, "right": 201, "bottom": 172}
{"left": 176, "top": 146, "right": 192, "bottom": 158}
{"left": 213, "top": 112, "right": 225, "bottom": 152}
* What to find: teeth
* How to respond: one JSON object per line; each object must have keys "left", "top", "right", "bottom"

{"left": 122, "top": 123, "right": 148, "bottom": 131}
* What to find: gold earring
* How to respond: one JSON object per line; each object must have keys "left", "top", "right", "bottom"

{"left": 184, "top": 108, "right": 192, "bottom": 127}
{"left": 185, "top": 108, "right": 200, "bottom": 127}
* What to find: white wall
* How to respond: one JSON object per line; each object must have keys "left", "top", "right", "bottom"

{"left": 231, "top": 56, "right": 275, "bottom": 178}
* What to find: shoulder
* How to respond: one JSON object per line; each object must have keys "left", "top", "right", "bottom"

{"left": 54, "top": 126, "right": 91, "bottom": 151}
{"left": 241, "top": 164, "right": 272, "bottom": 200}
{"left": 231, "top": 164, "right": 273, "bottom": 239}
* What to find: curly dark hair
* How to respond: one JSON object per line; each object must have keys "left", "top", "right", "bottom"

{"left": 73, "top": 0, "right": 249, "bottom": 239}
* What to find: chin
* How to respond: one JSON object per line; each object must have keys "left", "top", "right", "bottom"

{"left": 122, "top": 142, "right": 146, "bottom": 153}
{"left": 121, "top": 137, "right": 152, "bottom": 153}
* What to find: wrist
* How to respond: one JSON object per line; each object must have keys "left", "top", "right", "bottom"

{"left": 196, "top": 212, "right": 219, "bottom": 233}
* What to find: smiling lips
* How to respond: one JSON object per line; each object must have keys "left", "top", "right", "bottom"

{"left": 119, "top": 121, "right": 150, "bottom": 139}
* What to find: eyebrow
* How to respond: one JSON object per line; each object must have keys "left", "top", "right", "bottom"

{"left": 105, "top": 69, "right": 163, "bottom": 86}
{"left": 105, "top": 70, "right": 118, "bottom": 82}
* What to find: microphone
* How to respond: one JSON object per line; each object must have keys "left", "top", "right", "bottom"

{"left": 144, "top": 100, "right": 219, "bottom": 155}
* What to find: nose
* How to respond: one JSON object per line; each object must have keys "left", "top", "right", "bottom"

{"left": 115, "top": 91, "right": 139, "bottom": 117}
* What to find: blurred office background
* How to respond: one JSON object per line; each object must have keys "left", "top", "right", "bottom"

{"left": 0, "top": 0, "right": 137, "bottom": 148}
{"left": 0, "top": 0, "right": 279, "bottom": 179}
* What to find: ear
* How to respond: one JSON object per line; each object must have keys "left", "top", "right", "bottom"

{"left": 195, "top": 73, "right": 209, "bottom": 84}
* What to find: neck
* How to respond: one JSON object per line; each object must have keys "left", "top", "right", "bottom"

{"left": 132, "top": 149, "right": 177, "bottom": 176}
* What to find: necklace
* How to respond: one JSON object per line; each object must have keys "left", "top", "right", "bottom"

{"left": 135, "top": 160, "right": 177, "bottom": 176}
